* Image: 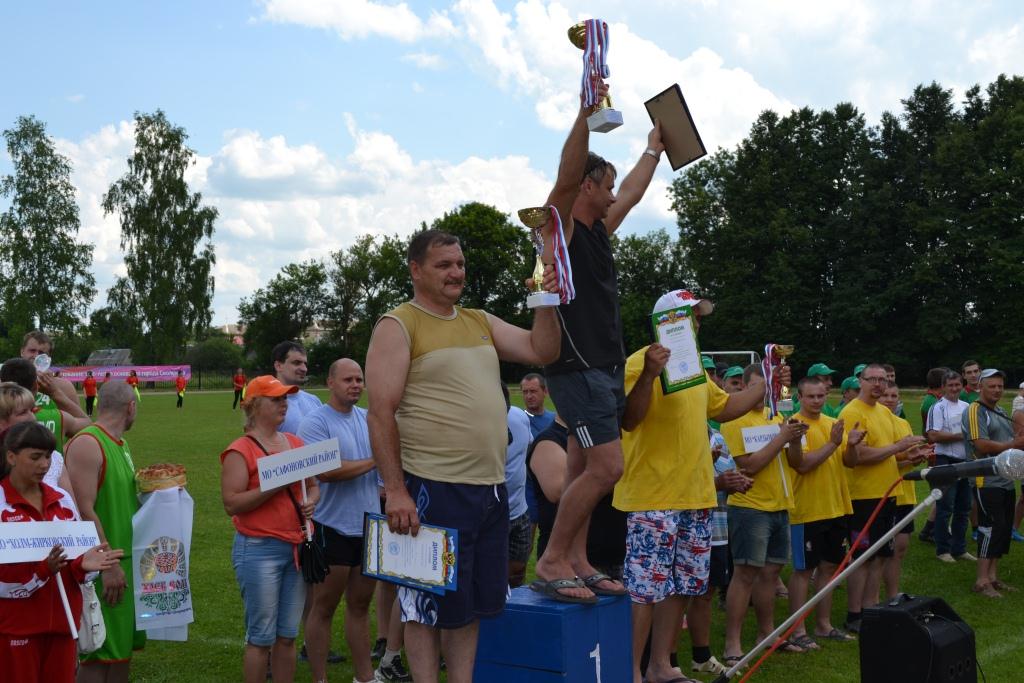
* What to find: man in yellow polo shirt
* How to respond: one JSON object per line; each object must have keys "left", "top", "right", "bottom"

{"left": 786, "top": 376, "right": 861, "bottom": 648}
{"left": 838, "top": 364, "right": 929, "bottom": 633}
{"left": 879, "top": 380, "right": 928, "bottom": 600}
{"left": 720, "top": 364, "right": 807, "bottom": 664}
{"left": 616, "top": 290, "right": 766, "bottom": 683}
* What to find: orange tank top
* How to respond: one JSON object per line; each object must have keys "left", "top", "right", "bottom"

{"left": 220, "top": 433, "right": 308, "bottom": 544}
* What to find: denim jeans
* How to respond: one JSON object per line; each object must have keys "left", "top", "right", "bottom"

{"left": 933, "top": 454, "right": 972, "bottom": 556}
{"left": 231, "top": 532, "right": 306, "bottom": 646}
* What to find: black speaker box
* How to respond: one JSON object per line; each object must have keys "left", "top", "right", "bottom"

{"left": 860, "top": 594, "right": 976, "bottom": 683}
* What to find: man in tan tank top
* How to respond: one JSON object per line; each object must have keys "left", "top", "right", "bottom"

{"left": 365, "top": 88, "right": 595, "bottom": 683}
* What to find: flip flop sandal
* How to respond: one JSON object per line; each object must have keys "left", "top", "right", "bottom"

{"left": 530, "top": 577, "right": 598, "bottom": 604}
{"left": 581, "top": 572, "right": 627, "bottom": 596}
{"left": 790, "top": 634, "right": 820, "bottom": 651}
{"left": 775, "top": 638, "right": 806, "bottom": 654}
{"left": 722, "top": 654, "right": 747, "bottom": 670}
{"left": 815, "top": 628, "right": 856, "bottom": 642}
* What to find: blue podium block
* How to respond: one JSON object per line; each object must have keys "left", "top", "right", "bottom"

{"left": 474, "top": 586, "right": 632, "bottom": 682}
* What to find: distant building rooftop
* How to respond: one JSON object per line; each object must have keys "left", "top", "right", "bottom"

{"left": 86, "top": 348, "right": 133, "bottom": 366}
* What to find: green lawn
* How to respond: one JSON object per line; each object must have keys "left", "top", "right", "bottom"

{"left": 121, "top": 390, "right": 1023, "bottom": 682}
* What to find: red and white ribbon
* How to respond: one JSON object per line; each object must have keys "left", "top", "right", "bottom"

{"left": 763, "top": 343, "right": 779, "bottom": 418}
{"left": 581, "top": 19, "right": 610, "bottom": 108}
{"left": 549, "top": 206, "right": 576, "bottom": 304}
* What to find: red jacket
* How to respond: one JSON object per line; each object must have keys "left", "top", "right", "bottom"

{"left": 0, "top": 479, "right": 88, "bottom": 636}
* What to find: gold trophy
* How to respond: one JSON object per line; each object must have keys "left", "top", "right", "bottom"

{"left": 568, "top": 20, "right": 623, "bottom": 133}
{"left": 518, "top": 207, "right": 560, "bottom": 309}
{"left": 774, "top": 344, "right": 795, "bottom": 412}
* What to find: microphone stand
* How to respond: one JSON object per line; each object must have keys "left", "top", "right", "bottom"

{"left": 712, "top": 487, "right": 943, "bottom": 683}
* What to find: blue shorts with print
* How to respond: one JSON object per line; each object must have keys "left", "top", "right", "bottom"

{"left": 624, "top": 509, "right": 712, "bottom": 603}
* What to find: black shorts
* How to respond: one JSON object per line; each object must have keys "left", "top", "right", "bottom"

{"left": 848, "top": 498, "right": 896, "bottom": 559}
{"left": 398, "top": 472, "right": 509, "bottom": 629}
{"left": 895, "top": 504, "right": 915, "bottom": 535}
{"left": 314, "top": 524, "right": 364, "bottom": 567}
{"left": 547, "top": 365, "right": 626, "bottom": 448}
{"left": 709, "top": 545, "right": 732, "bottom": 588}
{"left": 791, "top": 516, "right": 848, "bottom": 570}
{"left": 976, "top": 487, "right": 1015, "bottom": 559}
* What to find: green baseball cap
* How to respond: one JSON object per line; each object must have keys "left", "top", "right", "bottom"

{"left": 702, "top": 355, "right": 716, "bottom": 370}
{"left": 853, "top": 363, "right": 867, "bottom": 377}
{"left": 840, "top": 376, "right": 860, "bottom": 391}
{"left": 807, "top": 363, "right": 836, "bottom": 377}
{"left": 723, "top": 366, "right": 744, "bottom": 379}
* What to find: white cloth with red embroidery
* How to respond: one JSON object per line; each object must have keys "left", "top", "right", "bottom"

{"left": 131, "top": 486, "right": 194, "bottom": 640}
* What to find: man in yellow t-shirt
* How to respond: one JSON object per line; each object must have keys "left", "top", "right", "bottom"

{"left": 720, "top": 364, "right": 807, "bottom": 664}
{"left": 879, "top": 380, "right": 928, "bottom": 601}
{"left": 786, "top": 376, "right": 861, "bottom": 648}
{"left": 616, "top": 290, "right": 764, "bottom": 683}
{"left": 838, "top": 364, "right": 929, "bottom": 633}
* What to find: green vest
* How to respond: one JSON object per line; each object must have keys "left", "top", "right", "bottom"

{"left": 72, "top": 425, "right": 138, "bottom": 555}
{"left": 34, "top": 392, "right": 64, "bottom": 452}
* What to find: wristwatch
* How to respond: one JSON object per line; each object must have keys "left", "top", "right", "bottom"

{"left": 644, "top": 147, "right": 660, "bottom": 160}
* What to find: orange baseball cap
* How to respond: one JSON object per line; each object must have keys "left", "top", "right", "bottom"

{"left": 243, "top": 375, "right": 298, "bottom": 404}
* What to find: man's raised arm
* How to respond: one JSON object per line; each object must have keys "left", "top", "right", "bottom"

{"left": 545, "top": 85, "right": 606, "bottom": 246}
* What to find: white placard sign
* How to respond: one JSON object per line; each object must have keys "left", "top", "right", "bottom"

{"left": 741, "top": 424, "right": 807, "bottom": 454}
{"left": 0, "top": 520, "right": 100, "bottom": 563}
{"left": 741, "top": 425, "right": 781, "bottom": 454}
{"left": 257, "top": 438, "right": 342, "bottom": 491}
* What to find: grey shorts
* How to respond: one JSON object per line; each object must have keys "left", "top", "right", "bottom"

{"left": 546, "top": 365, "right": 625, "bottom": 448}
{"left": 508, "top": 513, "right": 533, "bottom": 564}
{"left": 727, "top": 506, "right": 790, "bottom": 567}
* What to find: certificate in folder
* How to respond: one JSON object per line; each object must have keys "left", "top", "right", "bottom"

{"left": 644, "top": 84, "right": 707, "bottom": 171}
{"left": 651, "top": 305, "right": 707, "bottom": 394}
{"left": 362, "top": 513, "right": 458, "bottom": 594}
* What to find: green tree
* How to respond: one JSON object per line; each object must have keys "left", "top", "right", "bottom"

{"left": 185, "top": 336, "right": 244, "bottom": 372}
{"left": 426, "top": 202, "right": 533, "bottom": 327}
{"left": 327, "top": 233, "right": 411, "bottom": 364}
{"left": 0, "top": 115, "right": 96, "bottom": 333}
{"left": 238, "top": 260, "right": 328, "bottom": 366}
{"left": 102, "top": 110, "right": 217, "bottom": 362}
{"left": 613, "top": 229, "right": 691, "bottom": 354}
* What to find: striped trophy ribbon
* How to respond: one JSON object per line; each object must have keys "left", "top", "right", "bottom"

{"left": 581, "top": 18, "right": 610, "bottom": 108}
{"left": 548, "top": 206, "right": 575, "bottom": 304}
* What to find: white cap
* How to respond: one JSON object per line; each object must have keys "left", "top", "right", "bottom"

{"left": 652, "top": 289, "right": 714, "bottom": 316}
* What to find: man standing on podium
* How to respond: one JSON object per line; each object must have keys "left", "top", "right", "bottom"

{"left": 533, "top": 120, "right": 667, "bottom": 603}
{"left": 364, "top": 85, "right": 596, "bottom": 683}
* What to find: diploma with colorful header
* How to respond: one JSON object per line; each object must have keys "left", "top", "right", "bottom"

{"left": 651, "top": 305, "right": 707, "bottom": 394}
{"left": 362, "top": 513, "right": 458, "bottom": 595}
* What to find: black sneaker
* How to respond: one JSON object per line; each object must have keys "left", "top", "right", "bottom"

{"left": 844, "top": 619, "right": 861, "bottom": 635}
{"left": 375, "top": 657, "right": 412, "bottom": 681}
{"left": 371, "top": 637, "right": 387, "bottom": 661}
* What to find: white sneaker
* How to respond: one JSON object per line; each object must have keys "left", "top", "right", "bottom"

{"left": 693, "top": 656, "right": 727, "bottom": 674}
{"left": 936, "top": 553, "right": 955, "bottom": 563}
{"left": 955, "top": 552, "right": 977, "bottom": 561}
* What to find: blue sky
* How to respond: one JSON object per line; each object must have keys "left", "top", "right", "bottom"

{"left": 2, "top": 1, "right": 1021, "bottom": 325}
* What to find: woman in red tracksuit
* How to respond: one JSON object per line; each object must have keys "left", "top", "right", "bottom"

{"left": 0, "top": 421, "right": 122, "bottom": 683}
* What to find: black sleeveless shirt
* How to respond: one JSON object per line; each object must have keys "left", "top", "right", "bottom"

{"left": 546, "top": 218, "right": 625, "bottom": 375}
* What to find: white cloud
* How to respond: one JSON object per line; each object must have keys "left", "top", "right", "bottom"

{"left": 59, "top": 117, "right": 554, "bottom": 324}
{"left": 968, "top": 23, "right": 1023, "bottom": 76}
{"left": 402, "top": 51, "right": 445, "bottom": 69}
{"left": 452, "top": 0, "right": 792, "bottom": 151}
{"left": 259, "top": 0, "right": 457, "bottom": 42}
{"left": 66, "top": 94, "right": 85, "bottom": 104}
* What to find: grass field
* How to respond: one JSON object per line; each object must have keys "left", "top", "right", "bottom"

{"left": 119, "top": 389, "right": 1024, "bottom": 682}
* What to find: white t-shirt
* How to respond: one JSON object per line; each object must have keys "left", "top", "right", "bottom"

{"left": 927, "top": 398, "right": 969, "bottom": 460}
{"left": 1012, "top": 395, "right": 1024, "bottom": 416}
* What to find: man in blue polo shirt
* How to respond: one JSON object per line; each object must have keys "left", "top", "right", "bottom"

{"left": 299, "top": 359, "right": 387, "bottom": 683}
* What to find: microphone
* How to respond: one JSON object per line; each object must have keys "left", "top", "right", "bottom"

{"left": 904, "top": 449, "right": 1024, "bottom": 485}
